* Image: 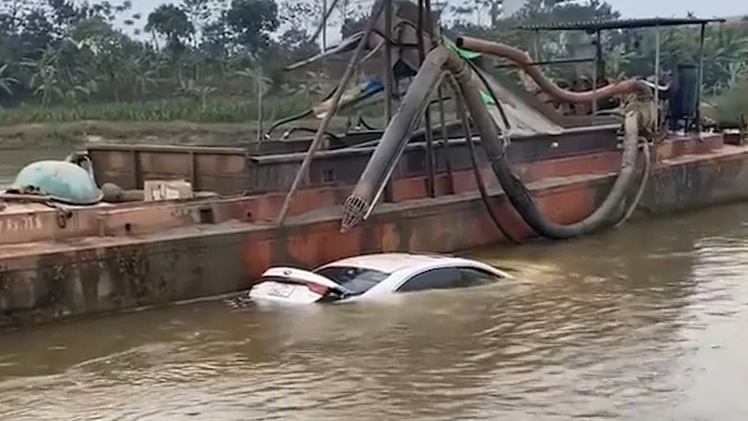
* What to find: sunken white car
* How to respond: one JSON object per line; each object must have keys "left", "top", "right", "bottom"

{"left": 248, "top": 253, "right": 512, "bottom": 304}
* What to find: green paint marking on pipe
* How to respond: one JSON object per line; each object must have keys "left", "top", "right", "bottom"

{"left": 443, "top": 36, "right": 482, "bottom": 60}
{"left": 443, "top": 37, "right": 493, "bottom": 105}
{"left": 479, "top": 90, "right": 496, "bottom": 105}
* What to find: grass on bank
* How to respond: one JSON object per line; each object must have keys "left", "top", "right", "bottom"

{"left": 0, "top": 93, "right": 385, "bottom": 148}
{"left": 4, "top": 87, "right": 745, "bottom": 129}
{"left": 2, "top": 82, "right": 745, "bottom": 150}
{"left": 0, "top": 95, "right": 312, "bottom": 126}
{"left": 0, "top": 96, "right": 303, "bottom": 148}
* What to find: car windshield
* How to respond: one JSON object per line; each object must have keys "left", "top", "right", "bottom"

{"left": 314, "top": 266, "right": 390, "bottom": 295}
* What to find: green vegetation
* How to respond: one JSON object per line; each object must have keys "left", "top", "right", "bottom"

{"left": 0, "top": 0, "right": 746, "bottom": 145}
{"left": 704, "top": 82, "right": 748, "bottom": 128}
{"left": 0, "top": 96, "right": 310, "bottom": 126}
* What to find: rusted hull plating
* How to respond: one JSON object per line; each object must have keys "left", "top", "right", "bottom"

{"left": 1, "top": 135, "right": 747, "bottom": 328}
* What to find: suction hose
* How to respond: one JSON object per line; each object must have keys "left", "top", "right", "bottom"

{"left": 445, "top": 74, "right": 520, "bottom": 244}
{"left": 455, "top": 36, "right": 654, "bottom": 103}
{"left": 615, "top": 140, "right": 652, "bottom": 229}
{"left": 341, "top": 46, "right": 643, "bottom": 240}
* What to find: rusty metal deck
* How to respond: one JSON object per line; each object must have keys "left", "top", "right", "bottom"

{"left": 1, "top": 133, "right": 745, "bottom": 328}
{"left": 84, "top": 125, "right": 621, "bottom": 194}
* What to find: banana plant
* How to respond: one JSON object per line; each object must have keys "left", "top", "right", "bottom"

{"left": 726, "top": 62, "right": 748, "bottom": 89}
{"left": 236, "top": 66, "right": 272, "bottom": 141}
{"left": 63, "top": 84, "right": 92, "bottom": 104}
{"left": 0, "top": 64, "right": 19, "bottom": 100}
{"left": 93, "top": 40, "right": 130, "bottom": 102}
{"left": 295, "top": 70, "right": 327, "bottom": 103}
{"left": 21, "top": 46, "right": 64, "bottom": 106}
{"left": 178, "top": 78, "right": 216, "bottom": 109}
{"left": 127, "top": 55, "right": 161, "bottom": 96}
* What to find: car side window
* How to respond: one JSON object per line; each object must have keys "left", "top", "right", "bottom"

{"left": 457, "top": 266, "right": 502, "bottom": 287}
{"left": 397, "top": 267, "right": 462, "bottom": 292}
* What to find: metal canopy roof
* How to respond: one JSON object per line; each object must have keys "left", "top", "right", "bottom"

{"left": 515, "top": 17, "right": 726, "bottom": 32}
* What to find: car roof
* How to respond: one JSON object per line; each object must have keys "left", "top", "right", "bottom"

{"left": 318, "top": 252, "right": 471, "bottom": 274}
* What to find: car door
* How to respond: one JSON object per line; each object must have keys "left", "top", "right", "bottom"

{"left": 396, "top": 267, "right": 462, "bottom": 292}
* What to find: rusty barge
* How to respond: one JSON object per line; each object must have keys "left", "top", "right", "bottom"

{"left": 1, "top": 4, "right": 746, "bottom": 328}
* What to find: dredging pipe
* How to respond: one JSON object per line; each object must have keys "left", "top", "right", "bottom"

{"left": 341, "top": 46, "right": 644, "bottom": 239}
{"left": 454, "top": 36, "right": 655, "bottom": 103}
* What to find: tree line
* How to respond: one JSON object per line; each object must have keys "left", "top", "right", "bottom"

{"left": 0, "top": 0, "right": 325, "bottom": 107}
{"left": 0, "top": 0, "right": 746, "bottom": 125}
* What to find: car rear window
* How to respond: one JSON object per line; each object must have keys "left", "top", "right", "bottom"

{"left": 314, "top": 266, "right": 390, "bottom": 295}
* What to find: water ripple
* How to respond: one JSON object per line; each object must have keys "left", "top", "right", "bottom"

{"left": 4, "top": 206, "right": 748, "bottom": 419}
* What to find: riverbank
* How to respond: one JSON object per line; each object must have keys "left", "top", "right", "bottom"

{"left": 0, "top": 117, "right": 364, "bottom": 150}
{"left": 0, "top": 121, "right": 261, "bottom": 149}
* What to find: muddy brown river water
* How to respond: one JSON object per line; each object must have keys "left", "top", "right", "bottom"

{"left": 1, "top": 150, "right": 748, "bottom": 420}
{"left": 0, "top": 149, "right": 68, "bottom": 187}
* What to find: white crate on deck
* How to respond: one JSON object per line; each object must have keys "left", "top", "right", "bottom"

{"left": 143, "top": 180, "right": 194, "bottom": 202}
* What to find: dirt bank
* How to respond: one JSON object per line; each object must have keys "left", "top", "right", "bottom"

{"left": 0, "top": 120, "right": 274, "bottom": 150}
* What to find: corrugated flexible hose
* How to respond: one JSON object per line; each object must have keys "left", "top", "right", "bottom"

{"left": 341, "top": 46, "right": 645, "bottom": 239}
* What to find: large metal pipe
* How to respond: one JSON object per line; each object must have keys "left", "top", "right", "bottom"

{"left": 340, "top": 50, "right": 446, "bottom": 231}
{"left": 341, "top": 46, "right": 644, "bottom": 240}
{"left": 455, "top": 36, "right": 653, "bottom": 104}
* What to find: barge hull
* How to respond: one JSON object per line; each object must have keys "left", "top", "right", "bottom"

{"left": 2, "top": 140, "right": 748, "bottom": 328}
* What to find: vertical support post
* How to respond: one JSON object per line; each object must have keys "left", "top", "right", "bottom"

{"left": 383, "top": 0, "right": 395, "bottom": 203}
{"left": 696, "top": 22, "right": 706, "bottom": 133}
{"left": 310, "top": 0, "right": 339, "bottom": 47}
{"left": 418, "top": 0, "right": 436, "bottom": 198}
{"left": 321, "top": 0, "right": 328, "bottom": 52}
{"left": 383, "top": 0, "right": 393, "bottom": 122}
{"left": 592, "top": 30, "right": 601, "bottom": 116}
{"left": 316, "top": 0, "right": 342, "bottom": 80}
{"left": 437, "top": 82, "right": 454, "bottom": 194}
{"left": 276, "top": 0, "right": 386, "bottom": 225}
{"left": 256, "top": 71, "right": 263, "bottom": 144}
{"left": 130, "top": 149, "right": 141, "bottom": 189}
{"left": 490, "top": 0, "right": 498, "bottom": 27}
{"left": 654, "top": 26, "right": 661, "bottom": 133}
{"left": 533, "top": 30, "right": 540, "bottom": 61}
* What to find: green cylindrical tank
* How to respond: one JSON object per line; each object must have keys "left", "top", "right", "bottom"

{"left": 11, "top": 160, "right": 103, "bottom": 205}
